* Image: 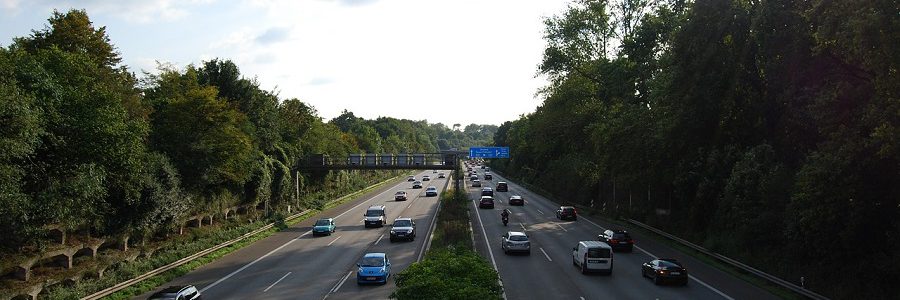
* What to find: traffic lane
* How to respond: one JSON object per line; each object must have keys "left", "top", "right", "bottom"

{"left": 470, "top": 198, "right": 586, "bottom": 300}
{"left": 493, "top": 176, "right": 722, "bottom": 298}
{"left": 481, "top": 182, "right": 721, "bottom": 300}
{"left": 491, "top": 172, "right": 773, "bottom": 300}
{"left": 134, "top": 172, "right": 425, "bottom": 300}
{"left": 326, "top": 175, "right": 448, "bottom": 300}
{"left": 199, "top": 172, "right": 435, "bottom": 299}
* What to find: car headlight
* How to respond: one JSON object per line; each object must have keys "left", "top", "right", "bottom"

{"left": 390, "top": 230, "right": 395, "bottom": 234}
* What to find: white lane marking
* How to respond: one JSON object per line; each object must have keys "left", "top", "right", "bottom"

{"left": 536, "top": 209, "right": 544, "bottom": 215}
{"left": 555, "top": 223, "right": 568, "bottom": 232}
{"left": 472, "top": 201, "right": 499, "bottom": 270}
{"left": 472, "top": 200, "right": 508, "bottom": 300}
{"left": 201, "top": 230, "right": 310, "bottom": 292}
{"left": 263, "top": 272, "right": 291, "bottom": 292}
{"left": 330, "top": 271, "right": 353, "bottom": 293}
{"left": 327, "top": 236, "right": 342, "bottom": 246}
{"left": 408, "top": 203, "right": 412, "bottom": 209}
{"left": 580, "top": 297, "right": 585, "bottom": 300}
{"left": 374, "top": 234, "right": 384, "bottom": 245}
{"left": 539, "top": 247, "right": 553, "bottom": 262}
{"left": 519, "top": 223, "right": 527, "bottom": 231}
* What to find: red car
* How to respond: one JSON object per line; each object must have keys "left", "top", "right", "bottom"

{"left": 479, "top": 196, "right": 495, "bottom": 209}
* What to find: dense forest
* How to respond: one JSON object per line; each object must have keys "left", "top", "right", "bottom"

{"left": 0, "top": 10, "right": 494, "bottom": 255}
{"left": 491, "top": 0, "right": 897, "bottom": 298}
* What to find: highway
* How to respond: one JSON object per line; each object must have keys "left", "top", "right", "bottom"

{"left": 466, "top": 164, "right": 780, "bottom": 300}
{"left": 135, "top": 170, "right": 448, "bottom": 300}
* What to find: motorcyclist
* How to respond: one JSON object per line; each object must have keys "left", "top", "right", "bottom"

{"left": 501, "top": 209, "right": 510, "bottom": 225}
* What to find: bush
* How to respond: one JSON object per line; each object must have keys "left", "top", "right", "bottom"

{"left": 391, "top": 248, "right": 501, "bottom": 300}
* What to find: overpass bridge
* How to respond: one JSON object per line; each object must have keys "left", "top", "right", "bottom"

{"left": 297, "top": 152, "right": 465, "bottom": 171}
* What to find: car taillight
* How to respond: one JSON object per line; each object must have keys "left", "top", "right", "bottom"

{"left": 610, "top": 239, "right": 619, "bottom": 244}
{"left": 629, "top": 239, "right": 635, "bottom": 243}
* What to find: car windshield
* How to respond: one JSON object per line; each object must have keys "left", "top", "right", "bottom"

{"left": 562, "top": 207, "right": 574, "bottom": 212}
{"left": 587, "top": 248, "right": 611, "bottom": 258}
{"left": 395, "top": 191, "right": 404, "bottom": 195}
{"left": 613, "top": 233, "right": 631, "bottom": 239}
{"left": 365, "top": 210, "right": 382, "bottom": 217}
{"left": 509, "top": 235, "right": 528, "bottom": 241}
{"left": 659, "top": 260, "right": 682, "bottom": 268}
{"left": 393, "top": 220, "right": 412, "bottom": 227}
{"left": 360, "top": 257, "right": 384, "bottom": 267}
{"left": 315, "top": 220, "right": 330, "bottom": 226}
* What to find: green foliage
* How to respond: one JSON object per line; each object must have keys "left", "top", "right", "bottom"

{"left": 494, "top": 0, "right": 899, "bottom": 298}
{"left": 391, "top": 248, "right": 501, "bottom": 300}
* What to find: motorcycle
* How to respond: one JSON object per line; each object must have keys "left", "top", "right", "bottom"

{"left": 502, "top": 215, "right": 509, "bottom": 226}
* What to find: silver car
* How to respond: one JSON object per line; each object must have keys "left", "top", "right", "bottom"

{"left": 501, "top": 231, "right": 531, "bottom": 255}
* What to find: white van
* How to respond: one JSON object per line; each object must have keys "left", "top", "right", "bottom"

{"left": 364, "top": 205, "right": 386, "bottom": 227}
{"left": 572, "top": 241, "right": 613, "bottom": 274}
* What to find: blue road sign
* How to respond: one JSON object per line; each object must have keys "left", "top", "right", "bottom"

{"left": 469, "top": 147, "right": 510, "bottom": 158}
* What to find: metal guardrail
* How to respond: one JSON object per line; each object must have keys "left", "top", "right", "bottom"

{"left": 82, "top": 175, "right": 403, "bottom": 300}
{"left": 626, "top": 219, "right": 829, "bottom": 300}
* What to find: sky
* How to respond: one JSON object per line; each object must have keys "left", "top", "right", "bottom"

{"left": 0, "top": 0, "right": 571, "bottom": 126}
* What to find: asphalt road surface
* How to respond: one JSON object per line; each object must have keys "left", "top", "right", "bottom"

{"left": 136, "top": 170, "right": 448, "bottom": 300}
{"left": 466, "top": 164, "right": 780, "bottom": 300}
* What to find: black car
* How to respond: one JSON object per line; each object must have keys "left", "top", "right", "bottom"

{"left": 484, "top": 173, "right": 493, "bottom": 180}
{"left": 598, "top": 229, "right": 634, "bottom": 252}
{"left": 496, "top": 182, "right": 508, "bottom": 192}
{"left": 389, "top": 218, "right": 416, "bottom": 242}
{"left": 481, "top": 187, "right": 494, "bottom": 197}
{"left": 556, "top": 206, "right": 577, "bottom": 221}
{"left": 642, "top": 258, "right": 688, "bottom": 285}
{"left": 148, "top": 285, "right": 202, "bottom": 300}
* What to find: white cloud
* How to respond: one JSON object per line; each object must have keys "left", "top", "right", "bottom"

{"left": 20, "top": 0, "right": 214, "bottom": 23}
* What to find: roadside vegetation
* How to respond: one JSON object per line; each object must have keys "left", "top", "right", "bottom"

{"left": 0, "top": 9, "right": 495, "bottom": 298}
{"left": 490, "top": 0, "right": 898, "bottom": 299}
{"left": 392, "top": 174, "right": 502, "bottom": 300}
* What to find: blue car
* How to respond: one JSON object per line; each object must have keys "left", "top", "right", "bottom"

{"left": 357, "top": 253, "right": 391, "bottom": 284}
{"left": 312, "top": 218, "right": 336, "bottom": 236}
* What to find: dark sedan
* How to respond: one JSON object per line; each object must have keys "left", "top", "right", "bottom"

{"left": 642, "top": 258, "right": 688, "bottom": 285}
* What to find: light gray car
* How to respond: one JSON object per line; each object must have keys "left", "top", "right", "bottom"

{"left": 501, "top": 231, "right": 531, "bottom": 255}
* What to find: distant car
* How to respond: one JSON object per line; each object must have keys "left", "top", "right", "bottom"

{"left": 598, "top": 229, "right": 634, "bottom": 252}
{"left": 485, "top": 167, "right": 490, "bottom": 171}
{"left": 642, "top": 258, "right": 688, "bottom": 285}
{"left": 509, "top": 195, "right": 524, "bottom": 206}
{"left": 422, "top": 175, "right": 431, "bottom": 181}
{"left": 472, "top": 180, "right": 482, "bottom": 187}
{"left": 407, "top": 176, "right": 415, "bottom": 182}
{"left": 425, "top": 186, "right": 438, "bottom": 197}
{"left": 312, "top": 218, "right": 336, "bottom": 236}
{"left": 556, "top": 206, "right": 577, "bottom": 221}
{"left": 395, "top": 191, "right": 408, "bottom": 201}
{"left": 433, "top": 170, "right": 438, "bottom": 173}
{"left": 438, "top": 172, "right": 446, "bottom": 178}
{"left": 484, "top": 173, "right": 493, "bottom": 180}
{"left": 481, "top": 187, "right": 494, "bottom": 197}
{"left": 357, "top": 253, "right": 391, "bottom": 284}
{"left": 389, "top": 218, "right": 416, "bottom": 242}
{"left": 148, "top": 285, "right": 201, "bottom": 300}
{"left": 470, "top": 175, "right": 478, "bottom": 181}
{"left": 496, "top": 181, "right": 508, "bottom": 192}
{"left": 412, "top": 181, "right": 423, "bottom": 189}
{"left": 501, "top": 231, "right": 531, "bottom": 255}
{"left": 479, "top": 196, "right": 494, "bottom": 209}
{"left": 481, "top": 165, "right": 485, "bottom": 169}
